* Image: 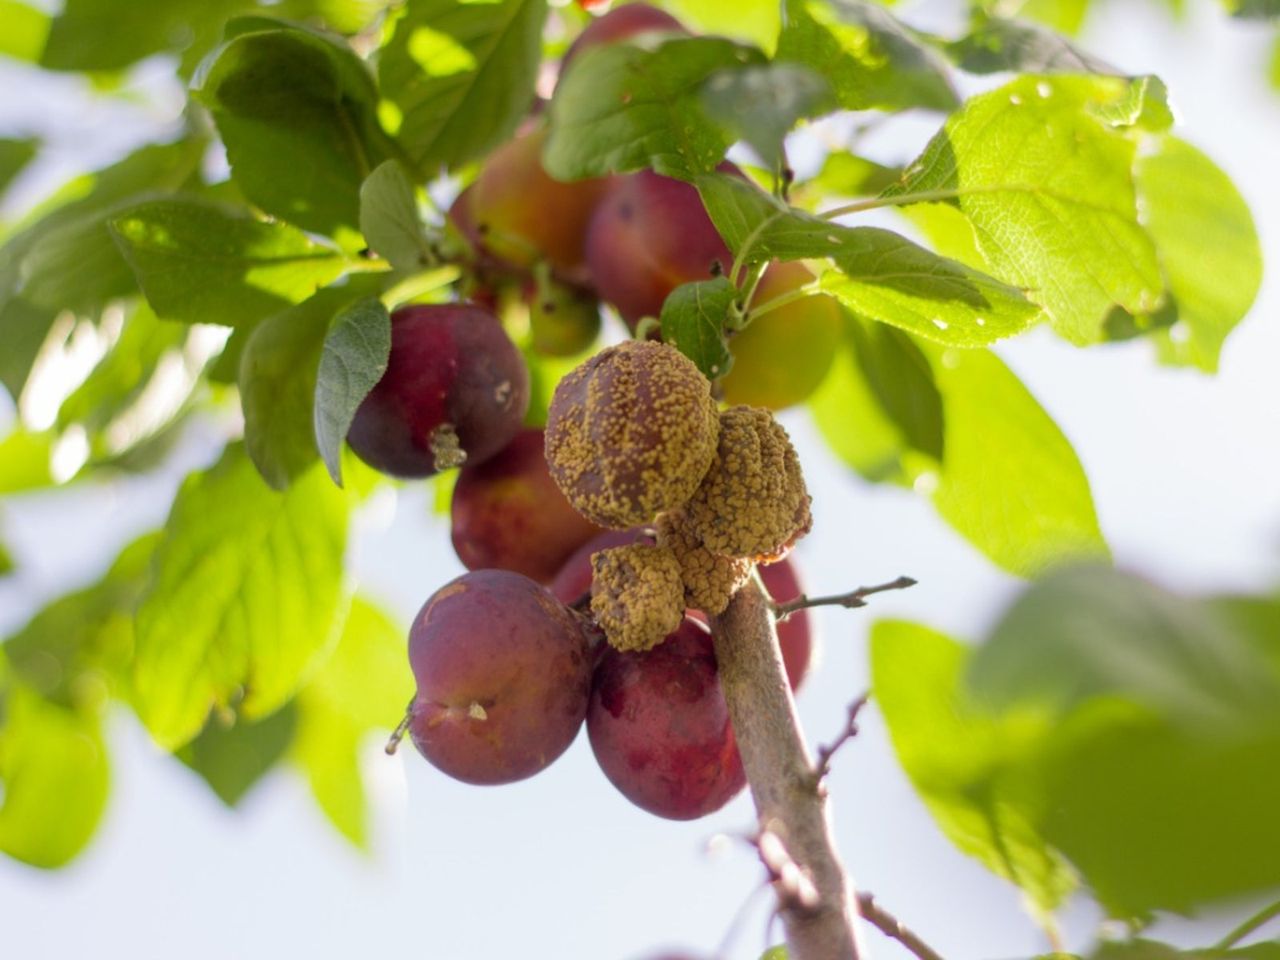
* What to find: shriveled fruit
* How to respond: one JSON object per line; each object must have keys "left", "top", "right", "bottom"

{"left": 407, "top": 570, "right": 592, "bottom": 785}
{"left": 588, "top": 617, "right": 746, "bottom": 820}
{"left": 656, "top": 510, "right": 751, "bottom": 616}
{"left": 347, "top": 303, "right": 529, "bottom": 478}
{"left": 563, "top": 3, "right": 688, "bottom": 68}
{"left": 722, "top": 262, "right": 842, "bottom": 410}
{"left": 590, "top": 543, "right": 684, "bottom": 652}
{"left": 585, "top": 169, "right": 735, "bottom": 328}
{"left": 545, "top": 340, "right": 719, "bottom": 528}
{"left": 549, "top": 527, "right": 653, "bottom": 605}
{"left": 451, "top": 429, "right": 605, "bottom": 582}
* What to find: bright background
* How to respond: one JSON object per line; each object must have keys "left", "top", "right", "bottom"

{"left": 1, "top": 1, "right": 1277, "bottom": 958}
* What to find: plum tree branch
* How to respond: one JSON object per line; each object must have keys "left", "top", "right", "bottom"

{"left": 710, "top": 576, "right": 864, "bottom": 960}
{"left": 774, "top": 575, "right": 917, "bottom": 620}
{"left": 856, "top": 892, "right": 947, "bottom": 960}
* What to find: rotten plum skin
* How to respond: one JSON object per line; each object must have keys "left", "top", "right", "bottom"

{"left": 408, "top": 570, "right": 593, "bottom": 785}
{"left": 346, "top": 303, "right": 529, "bottom": 478}
{"left": 587, "top": 617, "right": 746, "bottom": 819}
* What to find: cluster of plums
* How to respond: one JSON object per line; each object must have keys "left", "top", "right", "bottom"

{"left": 352, "top": 5, "right": 821, "bottom": 820}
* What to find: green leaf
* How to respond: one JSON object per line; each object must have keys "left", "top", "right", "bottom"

{"left": 890, "top": 75, "right": 1165, "bottom": 343}
{"left": 1225, "top": 0, "right": 1280, "bottom": 18}
{"left": 178, "top": 703, "right": 298, "bottom": 807}
{"left": 0, "top": 1, "right": 49, "bottom": 62}
{"left": 659, "top": 277, "right": 735, "bottom": 380}
{"left": 660, "top": 0, "right": 781, "bottom": 51}
{"left": 846, "top": 315, "right": 943, "bottom": 462}
{"left": 699, "top": 63, "right": 834, "bottom": 172}
{"left": 0, "top": 429, "right": 54, "bottom": 494}
{"left": 195, "top": 22, "right": 395, "bottom": 235}
{"left": 240, "top": 279, "right": 386, "bottom": 489}
{"left": 922, "top": 345, "right": 1108, "bottom": 576}
{"left": 1092, "top": 941, "right": 1280, "bottom": 960}
{"left": 946, "top": 16, "right": 1115, "bottom": 75}
{"left": 1007, "top": 0, "right": 1091, "bottom": 34}
{"left": 0, "top": 299, "right": 56, "bottom": 402}
{"left": 109, "top": 198, "right": 350, "bottom": 327}
{"left": 759, "top": 947, "right": 789, "bottom": 960}
{"left": 132, "top": 444, "right": 350, "bottom": 749}
{"left": 379, "top": 0, "right": 547, "bottom": 172}
{"left": 314, "top": 297, "right": 391, "bottom": 487}
{"left": 295, "top": 596, "right": 412, "bottom": 846}
{"left": 0, "top": 679, "right": 109, "bottom": 869}
{"left": 1135, "top": 137, "right": 1262, "bottom": 372}
{"left": 697, "top": 174, "right": 1039, "bottom": 346}
{"left": 546, "top": 36, "right": 765, "bottom": 181}
{"left": 0, "top": 537, "right": 12, "bottom": 577}
{"left": 968, "top": 565, "right": 1280, "bottom": 728}
{"left": 41, "top": 0, "right": 239, "bottom": 73}
{"left": 358, "top": 161, "right": 432, "bottom": 272}
{"left": 0, "top": 138, "right": 37, "bottom": 198}
{"left": 775, "top": 0, "right": 957, "bottom": 113}
{"left": 4, "top": 532, "right": 159, "bottom": 709}
{"left": 870, "top": 619, "right": 1077, "bottom": 911}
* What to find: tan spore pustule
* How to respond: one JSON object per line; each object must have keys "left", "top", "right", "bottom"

{"left": 544, "top": 340, "right": 719, "bottom": 529}
{"left": 656, "top": 510, "right": 752, "bottom": 616}
{"left": 590, "top": 543, "right": 685, "bottom": 652}
{"left": 683, "top": 406, "right": 812, "bottom": 562}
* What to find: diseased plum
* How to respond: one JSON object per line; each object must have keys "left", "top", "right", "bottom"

{"left": 563, "top": 3, "right": 688, "bottom": 68}
{"left": 585, "top": 169, "right": 735, "bottom": 328}
{"left": 760, "top": 556, "right": 815, "bottom": 691}
{"left": 590, "top": 542, "right": 684, "bottom": 652}
{"left": 588, "top": 617, "right": 746, "bottom": 820}
{"left": 450, "top": 428, "right": 604, "bottom": 582}
{"left": 347, "top": 303, "right": 529, "bottom": 478}
{"left": 723, "top": 261, "right": 843, "bottom": 410}
{"left": 407, "top": 570, "right": 593, "bottom": 785}
{"left": 545, "top": 340, "right": 719, "bottom": 528}
{"left": 549, "top": 527, "right": 654, "bottom": 605}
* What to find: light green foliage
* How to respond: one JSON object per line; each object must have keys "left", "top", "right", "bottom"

{"left": 659, "top": 277, "right": 736, "bottom": 380}
{"left": 314, "top": 297, "right": 391, "bottom": 487}
{"left": 0, "top": 138, "right": 37, "bottom": 198}
{"left": 545, "top": 36, "right": 765, "bottom": 181}
{"left": 379, "top": 0, "right": 547, "bottom": 172}
{"left": 178, "top": 704, "right": 298, "bottom": 807}
{"left": 0, "top": 676, "right": 110, "bottom": 869}
{"left": 699, "top": 63, "right": 834, "bottom": 173}
{"left": 0, "top": 0, "right": 49, "bottom": 62}
{"left": 0, "top": 430, "right": 54, "bottom": 495}
{"left": 845, "top": 315, "right": 943, "bottom": 462}
{"left": 109, "top": 199, "right": 351, "bottom": 327}
{"left": 358, "top": 161, "right": 433, "bottom": 273}
{"left": 892, "top": 75, "right": 1166, "bottom": 343}
{"left": 1136, "top": 138, "right": 1262, "bottom": 371}
{"left": 662, "top": 0, "right": 780, "bottom": 50}
{"left": 776, "top": 0, "right": 957, "bottom": 112}
{"left": 133, "top": 445, "right": 350, "bottom": 749}
{"left": 196, "top": 21, "right": 396, "bottom": 235}
{"left": 0, "top": 537, "right": 12, "bottom": 577}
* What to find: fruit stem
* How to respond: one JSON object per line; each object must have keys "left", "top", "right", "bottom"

{"left": 709, "top": 576, "right": 864, "bottom": 960}
{"left": 385, "top": 698, "right": 415, "bottom": 755}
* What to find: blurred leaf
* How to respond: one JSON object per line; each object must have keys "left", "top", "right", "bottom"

{"left": 759, "top": 947, "right": 789, "bottom": 960}
{"left": 1225, "top": 0, "right": 1280, "bottom": 18}
{"left": 379, "top": 0, "right": 547, "bottom": 172}
{"left": 0, "top": 429, "right": 54, "bottom": 495}
{"left": 4, "top": 532, "right": 159, "bottom": 709}
{"left": 1092, "top": 941, "right": 1280, "bottom": 960}
{"left": 241, "top": 279, "right": 385, "bottom": 489}
{"left": 0, "top": 537, "right": 12, "bottom": 577}
{"left": 968, "top": 566, "right": 1280, "bottom": 727}
{"left": 295, "top": 596, "right": 412, "bottom": 846}
{"left": 1004, "top": 0, "right": 1091, "bottom": 34}
{"left": 314, "top": 296, "right": 391, "bottom": 487}
{"left": 700, "top": 63, "right": 834, "bottom": 172}
{"left": 0, "top": 1, "right": 49, "bottom": 61}
{"left": 0, "top": 139, "right": 37, "bottom": 198}
{"left": 846, "top": 314, "right": 943, "bottom": 462}
{"left": 132, "top": 444, "right": 350, "bottom": 749}
{"left": 358, "top": 161, "right": 432, "bottom": 272}
{"left": 0, "top": 678, "right": 109, "bottom": 869}
{"left": 546, "top": 36, "right": 765, "bottom": 181}
{"left": 41, "top": 0, "right": 241, "bottom": 73}
{"left": 109, "top": 198, "right": 350, "bottom": 327}
{"left": 890, "top": 75, "right": 1165, "bottom": 344}
{"left": 660, "top": 277, "right": 735, "bottom": 380}
{"left": 870, "top": 620, "right": 1076, "bottom": 911}
{"left": 178, "top": 703, "right": 298, "bottom": 807}
{"left": 922, "top": 345, "right": 1108, "bottom": 576}
{"left": 0, "top": 299, "right": 56, "bottom": 402}
{"left": 697, "top": 173, "right": 1038, "bottom": 346}
{"left": 796, "top": 152, "right": 900, "bottom": 206}
{"left": 662, "top": 0, "right": 780, "bottom": 51}
{"left": 196, "top": 21, "right": 396, "bottom": 235}
{"left": 1136, "top": 137, "right": 1262, "bottom": 372}
{"left": 947, "top": 16, "right": 1115, "bottom": 75}
{"left": 775, "top": 0, "right": 957, "bottom": 112}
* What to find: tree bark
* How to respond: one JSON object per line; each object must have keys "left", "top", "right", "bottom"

{"left": 710, "top": 576, "right": 863, "bottom": 960}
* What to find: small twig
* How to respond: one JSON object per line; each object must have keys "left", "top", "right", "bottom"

{"left": 812, "top": 693, "right": 871, "bottom": 787}
{"left": 1215, "top": 898, "right": 1280, "bottom": 950}
{"left": 714, "top": 878, "right": 773, "bottom": 960}
{"left": 857, "top": 892, "right": 948, "bottom": 960}
{"left": 755, "top": 825, "right": 821, "bottom": 912}
{"left": 774, "top": 575, "right": 917, "bottom": 620}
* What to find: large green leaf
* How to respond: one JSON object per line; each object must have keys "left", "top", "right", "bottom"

{"left": 1135, "top": 137, "right": 1262, "bottom": 372}
{"left": 132, "top": 444, "right": 350, "bottom": 749}
{"left": 922, "top": 345, "right": 1108, "bottom": 576}
{"left": 379, "top": 0, "right": 547, "bottom": 172}
{"left": 775, "top": 0, "right": 957, "bottom": 112}
{"left": 870, "top": 620, "right": 1076, "bottom": 912}
{"left": 890, "top": 74, "right": 1165, "bottom": 343}
{"left": 697, "top": 173, "right": 1039, "bottom": 346}
{"left": 109, "top": 198, "right": 350, "bottom": 327}
{"left": 0, "top": 677, "right": 109, "bottom": 869}
{"left": 196, "top": 21, "right": 396, "bottom": 235}
{"left": 178, "top": 703, "right": 298, "bottom": 807}
{"left": 545, "top": 35, "right": 765, "bottom": 181}
{"left": 313, "top": 296, "right": 391, "bottom": 487}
